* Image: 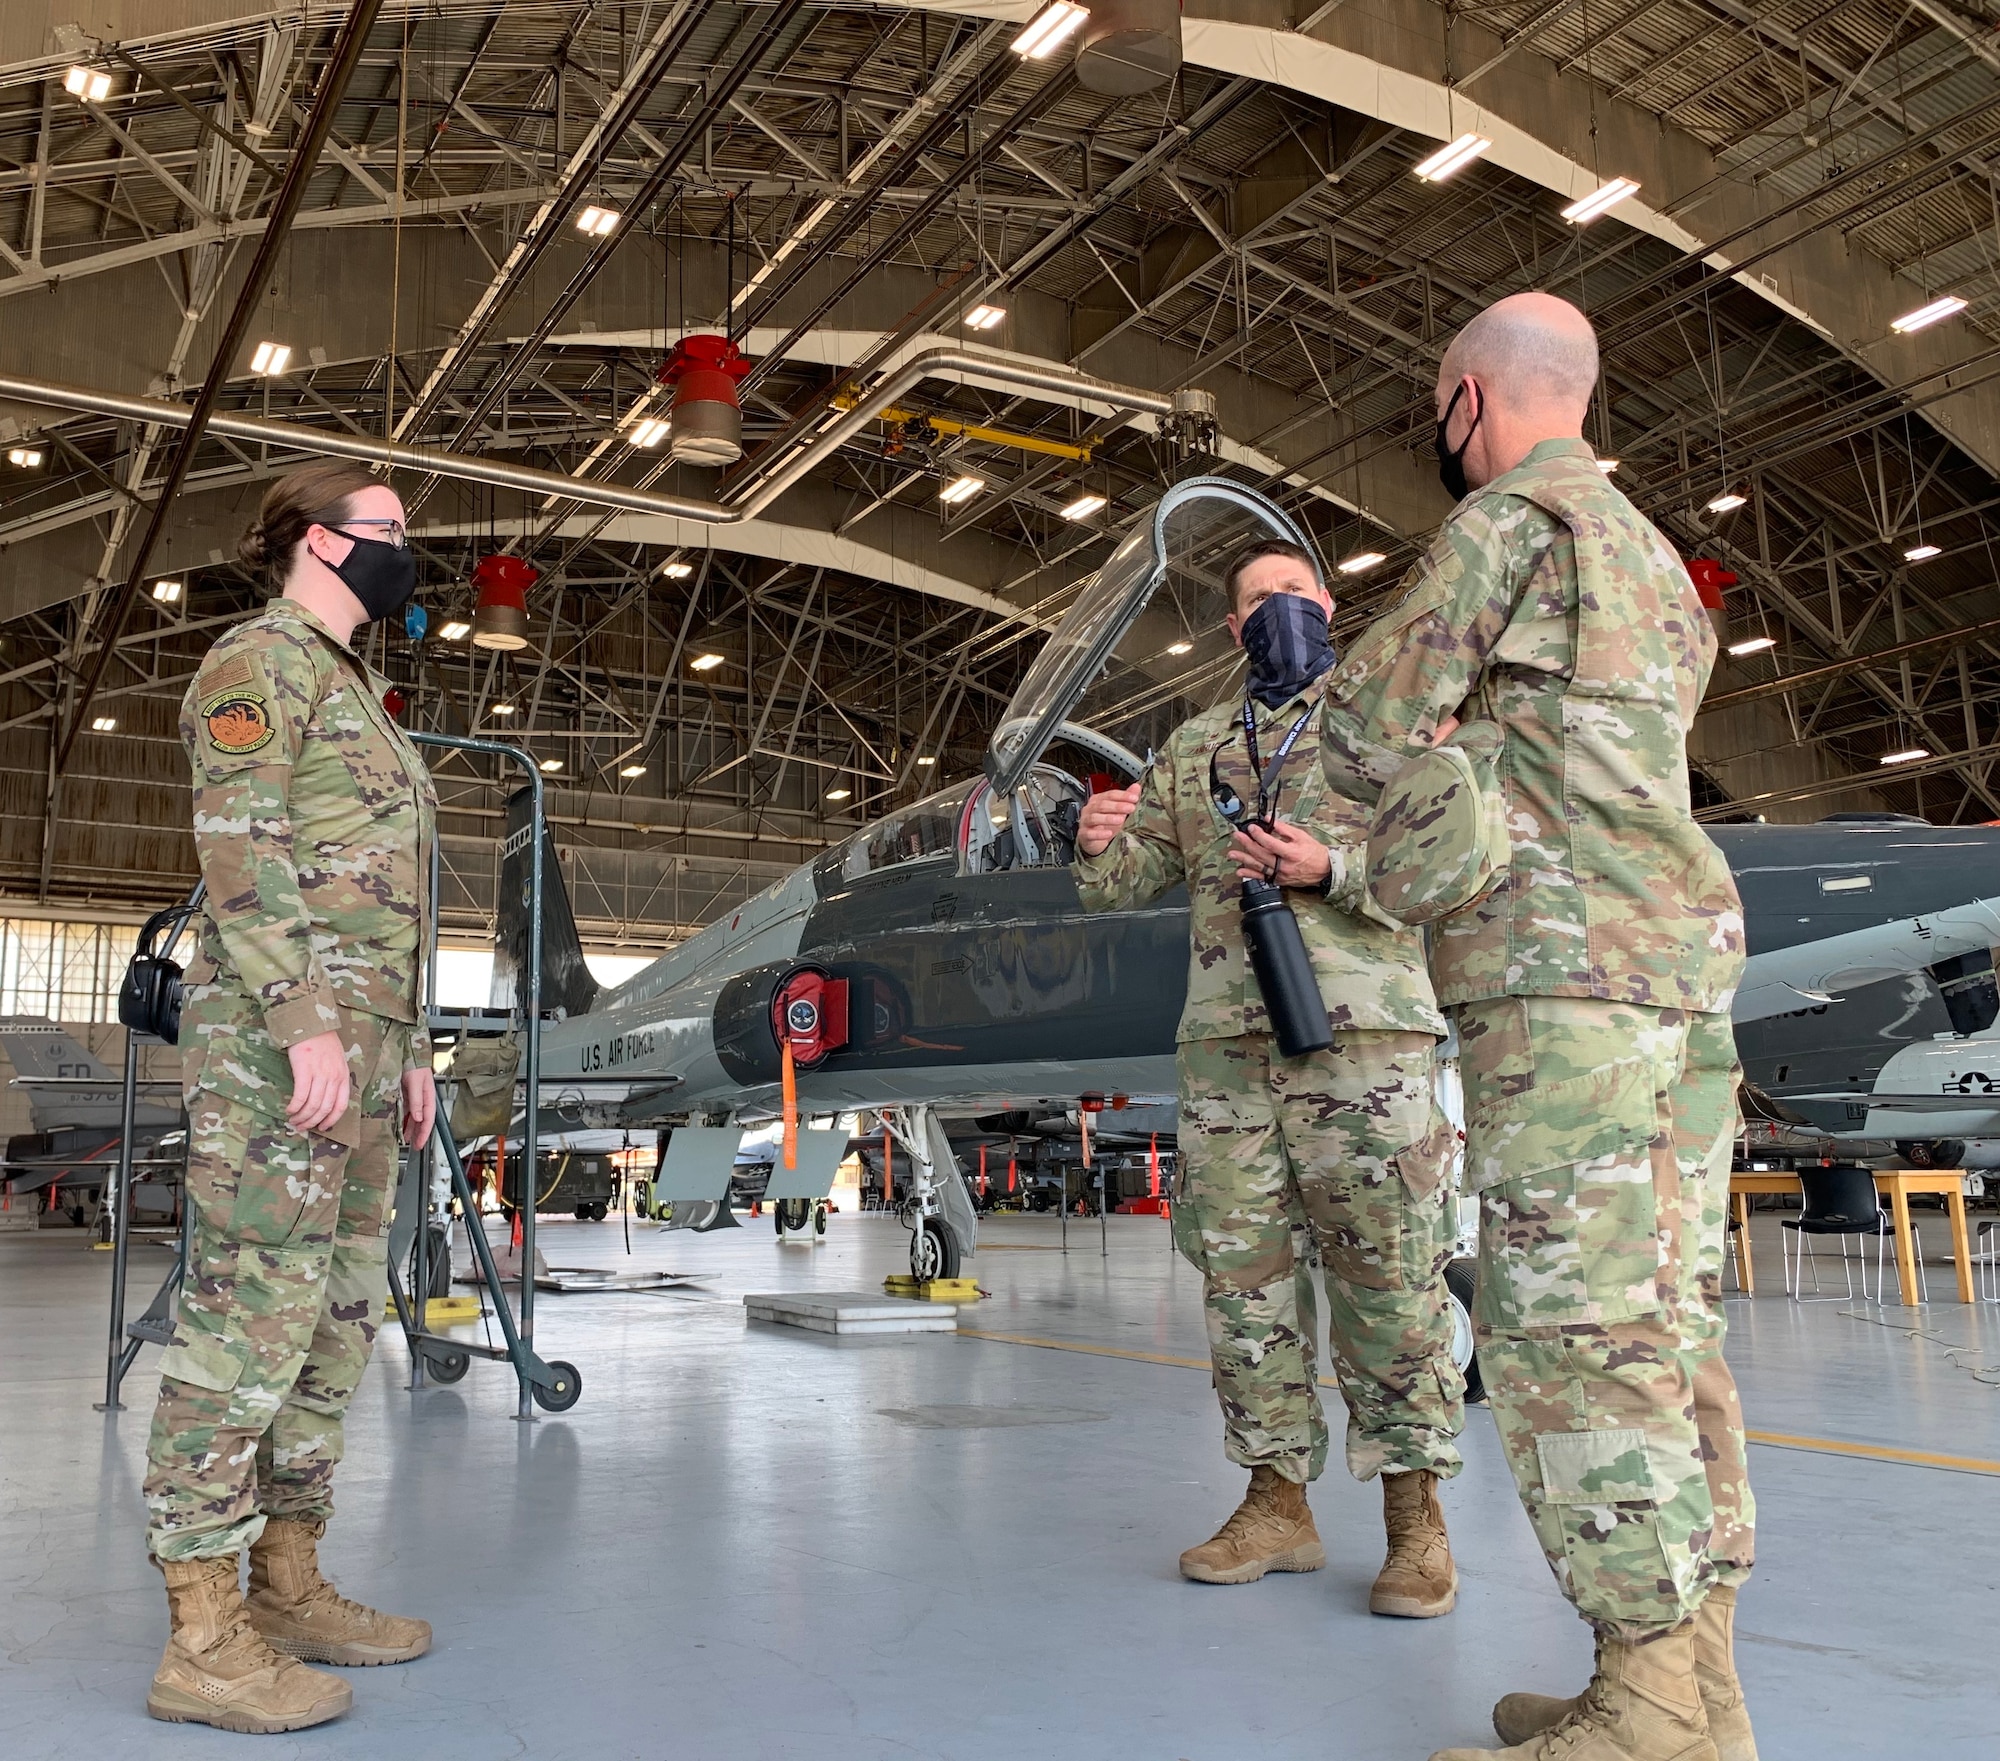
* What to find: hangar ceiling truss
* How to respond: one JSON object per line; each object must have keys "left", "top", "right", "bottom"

{"left": 1, "top": 0, "right": 1998, "bottom": 930}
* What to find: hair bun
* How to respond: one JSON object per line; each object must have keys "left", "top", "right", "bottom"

{"left": 237, "top": 521, "right": 270, "bottom": 568}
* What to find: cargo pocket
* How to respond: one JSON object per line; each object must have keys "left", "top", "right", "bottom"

{"left": 157, "top": 1330, "right": 245, "bottom": 1394}
{"left": 1534, "top": 1426, "right": 1683, "bottom": 1629}
{"left": 1468, "top": 1060, "right": 1666, "bottom": 1329}
{"left": 1169, "top": 1166, "right": 1208, "bottom": 1272}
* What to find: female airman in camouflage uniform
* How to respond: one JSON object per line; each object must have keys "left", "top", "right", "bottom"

{"left": 142, "top": 460, "right": 438, "bottom": 1734}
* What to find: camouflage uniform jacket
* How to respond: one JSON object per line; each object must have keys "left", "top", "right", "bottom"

{"left": 1073, "top": 672, "right": 1446, "bottom": 1042}
{"left": 180, "top": 598, "right": 437, "bottom": 1066}
{"left": 1320, "top": 437, "right": 1745, "bottom": 1013}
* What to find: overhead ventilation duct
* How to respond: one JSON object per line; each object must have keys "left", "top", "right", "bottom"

{"left": 470, "top": 554, "right": 538, "bottom": 651}
{"left": 1074, "top": 0, "right": 1183, "bottom": 96}
{"left": 659, "top": 335, "right": 753, "bottom": 466}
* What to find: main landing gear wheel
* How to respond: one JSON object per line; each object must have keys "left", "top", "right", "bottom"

{"left": 1443, "top": 1258, "right": 1484, "bottom": 1406}
{"left": 531, "top": 1361, "right": 582, "bottom": 1412}
{"left": 774, "top": 1197, "right": 811, "bottom": 1234}
{"left": 423, "top": 1347, "right": 470, "bottom": 1384}
{"left": 910, "top": 1216, "right": 961, "bottom": 1282}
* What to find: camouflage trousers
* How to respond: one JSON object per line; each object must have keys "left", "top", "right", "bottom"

{"left": 144, "top": 994, "right": 408, "bottom": 1562}
{"left": 1458, "top": 997, "right": 1755, "bottom": 1640}
{"left": 1172, "top": 1030, "right": 1464, "bottom": 1484}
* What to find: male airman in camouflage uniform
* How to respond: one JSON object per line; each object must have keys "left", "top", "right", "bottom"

{"left": 1319, "top": 293, "right": 1755, "bottom": 1761}
{"left": 1074, "top": 539, "right": 1465, "bottom": 1618}
{"left": 143, "top": 465, "right": 438, "bottom": 1733}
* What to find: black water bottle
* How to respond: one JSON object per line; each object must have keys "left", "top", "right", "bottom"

{"left": 1241, "top": 878, "right": 1333, "bottom": 1058}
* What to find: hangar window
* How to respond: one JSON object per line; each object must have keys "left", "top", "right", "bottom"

{"left": 1818, "top": 874, "right": 1874, "bottom": 894}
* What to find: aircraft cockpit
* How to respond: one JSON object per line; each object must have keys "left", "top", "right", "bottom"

{"left": 813, "top": 764, "right": 1094, "bottom": 895}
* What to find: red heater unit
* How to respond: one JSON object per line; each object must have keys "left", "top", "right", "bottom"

{"left": 470, "top": 554, "right": 539, "bottom": 652}
{"left": 1686, "top": 557, "right": 1737, "bottom": 644}
{"left": 658, "top": 334, "right": 753, "bottom": 467}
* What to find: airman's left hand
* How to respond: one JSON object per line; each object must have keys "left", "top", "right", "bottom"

{"left": 401, "top": 1067, "right": 437, "bottom": 1149}
{"left": 1229, "top": 818, "right": 1333, "bottom": 889}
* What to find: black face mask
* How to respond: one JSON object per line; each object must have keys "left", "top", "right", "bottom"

{"left": 1240, "top": 591, "right": 1336, "bottom": 709}
{"left": 321, "top": 526, "right": 417, "bottom": 622}
{"left": 1435, "top": 381, "right": 1482, "bottom": 502}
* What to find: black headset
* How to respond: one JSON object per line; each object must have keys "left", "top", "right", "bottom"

{"left": 119, "top": 902, "right": 200, "bottom": 1046}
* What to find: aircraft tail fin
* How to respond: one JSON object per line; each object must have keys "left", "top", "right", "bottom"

{"left": 0, "top": 1018, "right": 117, "bottom": 1082}
{"left": 492, "top": 788, "right": 600, "bottom": 1021}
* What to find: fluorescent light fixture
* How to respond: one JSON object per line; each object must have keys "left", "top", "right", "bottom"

{"left": 151, "top": 579, "right": 183, "bottom": 603}
{"left": 437, "top": 619, "right": 471, "bottom": 641}
{"left": 660, "top": 560, "right": 694, "bottom": 579}
{"left": 1596, "top": 458, "right": 1620, "bottom": 473}
{"left": 1413, "top": 133, "right": 1491, "bottom": 183}
{"left": 619, "top": 763, "right": 647, "bottom": 779}
{"left": 825, "top": 786, "right": 852, "bottom": 801}
{"left": 576, "top": 205, "right": 621, "bottom": 237}
{"left": 1727, "top": 636, "right": 1775, "bottom": 656}
{"left": 689, "top": 652, "right": 725, "bottom": 672}
{"left": 539, "top": 757, "right": 564, "bottom": 773}
{"left": 964, "top": 304, "right": 1007, "bottom": 331}
{"left": 1013, "top": 2, "right": 1089, "bottom": 59}
{"left": 629, "top": 416, "right": 669, "bottom": 448}
{"left": 1904, "top": 543, "right": 1941, "bottom": 562}
{"left": 7, "top": 447, "right": 43, "bottom": 467}
{"left": 1891, "top": 295, "right": 1967, "bottom": 335}
{"left": 1338, "top": 551, "right": 1386, "bottom": 574}
{"left": 940, "top": 474, "right": 984, "bottom": 506}
{"left": 90, "top": 715, "right": 116, "bottom": 732}
{"left": 249, "top": 340, "right": 290, "bottom": 375}
{"left": 1880, "top": 747, "right": 1930, "bottom": 765}
{"left": 1060, "top": 492, "right": 1108, "bottom": 520}
{"left": 490, "top": 702, "right": 515, "bottom": 717}
{"left": 1706, "top": 491, "right": 1747, "bottom": 513}
{"left": 1561, "top": 176, "right": 1641, "bottom": 224}
{"left": 63, "top": 66, "right": 112, "bottom": 104}
{"left": 1166, "top": 640, "right": 1194, "bottom": 655}
{"left": 915, "top": 755, "right": 936, "bottom": 767}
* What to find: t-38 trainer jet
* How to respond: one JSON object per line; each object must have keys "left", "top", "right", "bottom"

{"left": 476, "top": 480, "right": 2000, "bottom": 1281}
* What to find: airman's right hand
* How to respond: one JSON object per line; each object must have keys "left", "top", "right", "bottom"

{"left": 286, "top": 1030, "right": 352, "bottom": 1136}
{"left": 1076, "top": 784, "right": 1142, "bottom": 858}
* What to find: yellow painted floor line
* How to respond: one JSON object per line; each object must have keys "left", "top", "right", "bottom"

{"left": 957, "top": 1328, "right": 2000, "bottom": 1477}
{"left": 1742, "top": 1429, "right": 2000, "bottom": 1477}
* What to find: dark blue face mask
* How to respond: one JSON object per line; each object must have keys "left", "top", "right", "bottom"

{"left": 1240, "top": 591, "right": 1335, "bottom": 709}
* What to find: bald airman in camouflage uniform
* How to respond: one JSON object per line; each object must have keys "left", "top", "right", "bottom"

{"left": 1320, "top": 293, "right": 1755, "bottom": 1761}
{"left": 1075, "top": 543, "right": 1465, "bottom": 1618}
{"left": 145, "top": 571, "right": 438, "bottom": 1731}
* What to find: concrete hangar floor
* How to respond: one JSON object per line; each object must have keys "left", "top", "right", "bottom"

{"left": 3, "top": 1210, "right": 1996, "bottom": 1759}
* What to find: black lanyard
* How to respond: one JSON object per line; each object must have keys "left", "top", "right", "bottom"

{"left": 1211, "top": 698, "right": 1316, "bottom": 829}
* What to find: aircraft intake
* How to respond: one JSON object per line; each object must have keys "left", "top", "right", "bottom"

{"left": 714, "top": 961, "right": 852, "bottom": 1085}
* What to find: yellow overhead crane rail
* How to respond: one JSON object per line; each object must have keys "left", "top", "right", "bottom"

{"left": 832, "top": 391, "right": 1093, "bottom": 462}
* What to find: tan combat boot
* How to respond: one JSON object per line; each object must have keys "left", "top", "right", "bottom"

{"left": 148, "top": 1554, "right": 353, "bottom": 1733}
{"left": 1370, "top": 1468, "right": 1458, "bottom": 1617}
{"left": 247, "top": 1517, "right": 432, "bottom": 1666}
{"left": 1432, "top": 1621, "right": 1717, "bottom": 1761}
{"left": 1178, "top": 1464, "right": 1326, "bottom": 1584}
{"left": 1691, "top": 1587, "right": 1757, "bottom": 1761}
{"left": 1494, "top": 1592, "right": 1755, "bottom": 1760}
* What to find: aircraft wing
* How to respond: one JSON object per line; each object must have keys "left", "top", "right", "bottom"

{"left": 1731, "top": 893, "right": 2000, "bottom": 1024}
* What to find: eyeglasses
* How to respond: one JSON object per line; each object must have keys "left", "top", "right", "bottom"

{"left": 317, "top": 516, "right": 407, "bottom": 549}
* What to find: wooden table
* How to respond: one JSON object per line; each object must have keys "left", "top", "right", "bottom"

{"left": 1727, "top": 1170, "right": 1976, "bottom": 1304}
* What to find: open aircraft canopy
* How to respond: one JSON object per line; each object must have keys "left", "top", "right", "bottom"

{"left": 982, "top": 478, "right": 1321, "bottom": 797}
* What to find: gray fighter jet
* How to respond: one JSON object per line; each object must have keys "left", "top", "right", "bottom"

{"left": 1, "top": 1018, "right": 185, "bottom": 1223}
{"left": 477, "top": 480, "right": 2000, "bottom": 1274}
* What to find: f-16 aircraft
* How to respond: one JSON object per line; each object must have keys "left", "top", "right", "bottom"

{"left": 0, "top": 1017, "right": 185, "bottom": 1222}
{"left": 480, "top": 479, "right": 2000, "bottom": 1277}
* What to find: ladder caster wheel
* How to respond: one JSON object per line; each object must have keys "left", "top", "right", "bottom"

{"left": 423, "top": 1348, "right": 469, "bottom": 1384}
{"left": 532, "top": 1360, "right": 582, "bottom": 1412}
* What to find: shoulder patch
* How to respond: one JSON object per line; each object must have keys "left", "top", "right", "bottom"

{"left": 200, "top": 649, "right": 256, "bottom": 695}
{"left": 203, "top": 692, "right": 274, "bottom": 756}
